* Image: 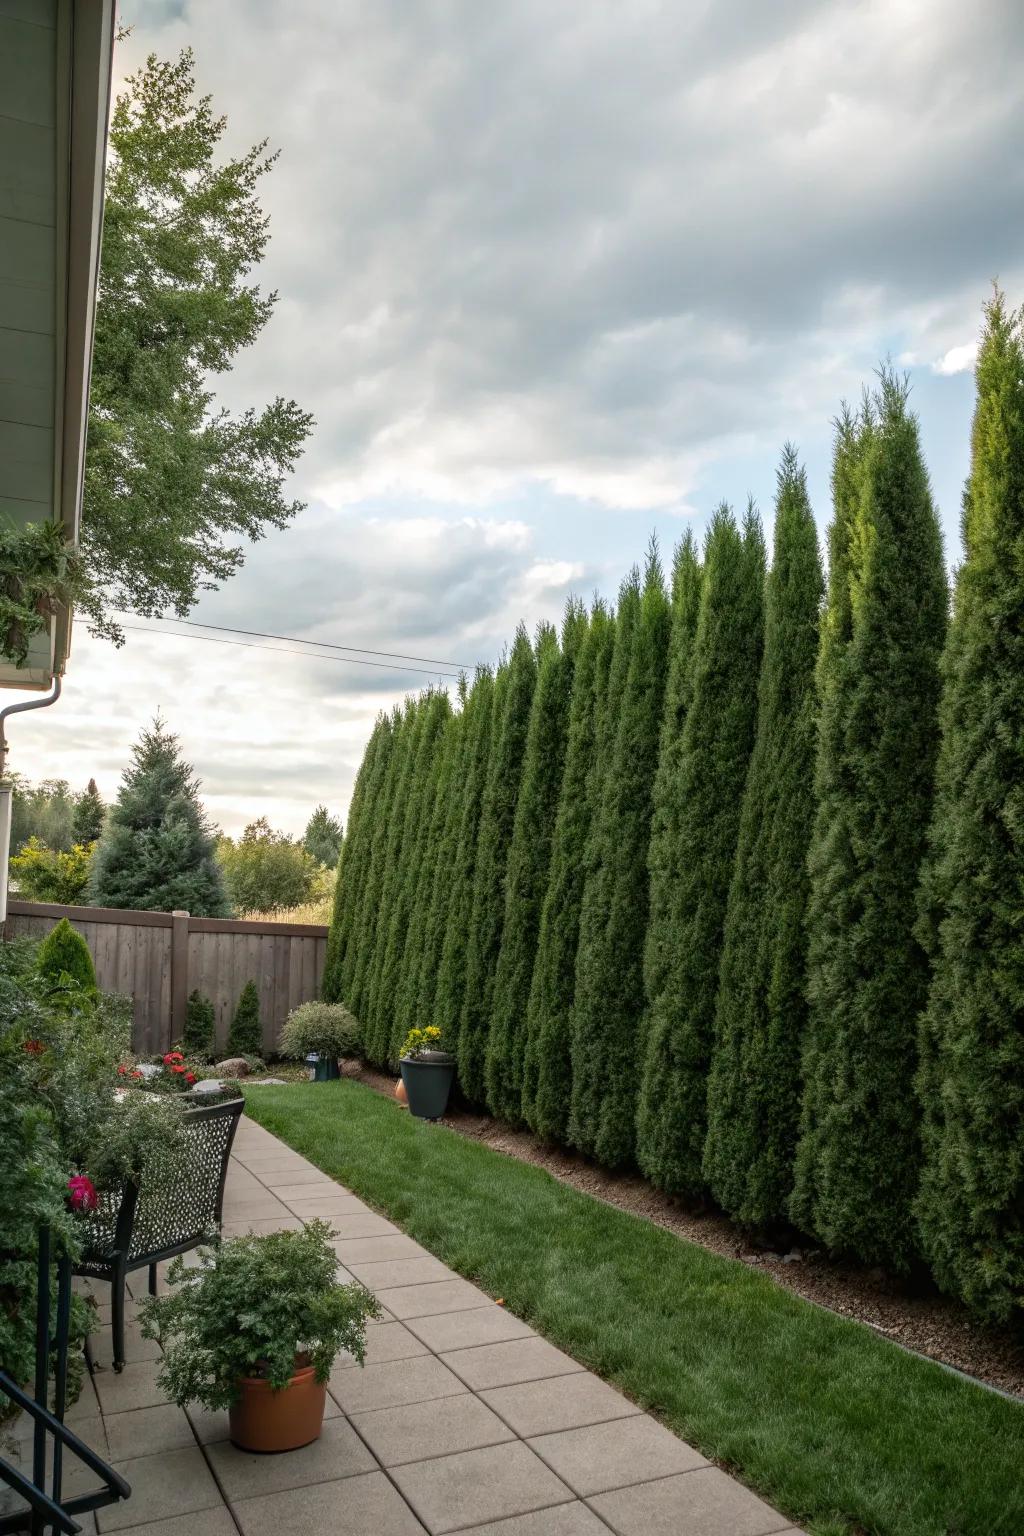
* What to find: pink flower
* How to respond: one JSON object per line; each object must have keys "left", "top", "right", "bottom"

{"left": 67, "top": 1176, "right": 98, "bottom": 1213}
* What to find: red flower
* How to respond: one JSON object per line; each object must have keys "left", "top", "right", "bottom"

{"left": 24, "top": 1039, "right": 44, "bottom": 1055}
{"left": 116, "top": 1064, "right": 128, "bottom": 1076}
{"left": 67, "top": 1176, "right": 98, "bottom": 1213}
{"left": 130, "top": 1070, "right": 142, "bottom": 1079}
{"left": 185, "top": 1072, "right": 197, "bottom": 1085}
{"left": 171, "top": 1063, "right": 186, "bottom": 1075}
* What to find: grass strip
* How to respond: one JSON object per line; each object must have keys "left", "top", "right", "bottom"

{"left": 244, "top": 1080, "right": 1023, "bottom": 1536}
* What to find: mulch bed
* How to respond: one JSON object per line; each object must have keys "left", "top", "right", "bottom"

{"left": 349, "top": 1062, "right": 1024, "bottom": 1400}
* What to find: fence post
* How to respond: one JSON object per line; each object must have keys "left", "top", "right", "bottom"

{"left": 170, "top": 910, "right": 190, "bottom": 1047}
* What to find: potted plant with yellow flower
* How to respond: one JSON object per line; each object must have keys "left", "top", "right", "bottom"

{"left": 399, "top": 1025, "right": 455, "bottom": 1121}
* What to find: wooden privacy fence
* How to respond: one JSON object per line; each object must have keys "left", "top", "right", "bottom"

{"left": 4, "top": 900, "right": 329, "bottom": 1057}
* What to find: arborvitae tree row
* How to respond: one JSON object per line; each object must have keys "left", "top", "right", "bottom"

{"left": 703, "top": 449, "right": 824, "bottom": 1232}
{"left": 486, "top": 604, "right": 587, "bottom": 1122}
{"left": 348, "top": 704, "right": 410, "bottom": 1024}
{"left": 458, "top": 630, "right": 538, "bottom": 1103}
{"left": 433, "top": 668, "right": 496, "bottom": 1056}
{"left": 642, "top": 533, "right": 704, "bottom": 1059}
{"left": 915, "top": 295, "right": 1024, "bottom": 1322}
{"left": 792, "top": 373, "right": 947, "bottom": 1269}
{"left": 322, "top": 714, "right": 390, "bottom": 1003}
{"left": 636, "top": 506, "right": 766, "bottom": 1197}
{"left": 522, "top": 600, "right": 615, "bottom": 1140}
{"left": 569, "top": 547, "right": 671, "bottom": 1168}
{"left": 392, "top": 681, "right": 467, "bottom": 1053}
{"left": 410, "top": 684, "right": 472, "bottom": 1032}
{"left": 568, "top": 572, "right": 640, "bottom": 1153}
{"left": 366, "top": 691, "right": 451, "bottom": 1064}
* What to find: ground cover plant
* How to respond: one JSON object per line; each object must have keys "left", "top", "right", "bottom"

{"left": 245, "top": 1080, "right": 1024, "bottom": 1536}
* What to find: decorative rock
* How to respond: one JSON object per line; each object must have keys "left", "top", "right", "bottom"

{"left": 135, "top": 1062, "right": 160, "bottom": 1079}
{"left": 215, "top": 1057, "right": 250, "bottom": 1078}
{"left": 246, "top": 1077, "right": 288, "bottom": 1086}
{"left": 190, "top": 1078, "right": 228, "bottom": 1095}
{"left": 340, "top": 1058, "right": 362, "bottom": 1078}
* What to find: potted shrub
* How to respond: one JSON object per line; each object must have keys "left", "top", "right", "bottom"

{"left": 399, "top": 1025, "right": 455, "bottom": 1121}
{"left": 138, "top": 1220, "right": 379, "bottom": 1453}
{"left": 279, "top": 1001, "right": 362, "bottom": 1082}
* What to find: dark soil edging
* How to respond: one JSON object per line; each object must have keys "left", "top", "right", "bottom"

{"left": 348, "top": 1062, "right": 1024, "bottom": 1401}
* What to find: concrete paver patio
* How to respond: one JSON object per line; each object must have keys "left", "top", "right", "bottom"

{"left": 9, "top": 1112, "right": 805, "bottom": 1535}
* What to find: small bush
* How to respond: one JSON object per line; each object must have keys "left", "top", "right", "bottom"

{"left": 36, "top": 918, "right": 97, "bottom": 993}
{"left": 227, "top": 979, "right": 262, "bottom": 1057}
{"left": 279, "top": 1001, "right": 361, "bottom": 1061}
{"left": 183, "top": 989, "right": 215, "bottom": 1058}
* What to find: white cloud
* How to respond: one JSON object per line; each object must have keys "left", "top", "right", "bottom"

{"left": 933, "top": 341, "right": 980, "bottom": 376}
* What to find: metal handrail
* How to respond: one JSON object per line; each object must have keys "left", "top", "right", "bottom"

{"left": 0, "top": 1229, "right": 130, "bottom": 1534}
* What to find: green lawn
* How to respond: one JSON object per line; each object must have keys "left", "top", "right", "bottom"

{"left": 244, "top": 1081, "right": 1023, "bottom": 1536}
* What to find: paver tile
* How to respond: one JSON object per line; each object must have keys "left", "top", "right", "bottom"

{"left": 220, "top": 1217, "right": 303, "bottom": 1237}
{"left": 346, "top": 1255, "right": 455, "bottom": 1289}
{"left": 207, "top": 1417, "right": 375, "bottom": 1498}
{"left": 404, "top": 1306, "right": 534, "bottom": 1352}
{"left": 351, "top": 1392, "right": 514, "bottom": 1467}
{"left": 589, "top": 1468, "right": 791, "bottom": 1536}
{"left": 185, "top": 1392, "right": 340, "bottom": 1447}
{"left": 331, "top": 1320, "right": 430, "bottom": 1370}
{"left": 88, "top": 1321, "right": 160, "bottom": 1369}
{"left": 390, "top": 1440, "right": 573, "bottom": 1535}
{"left": 260, "top": 1171, "right": 343, "bottom": 1191}
{"left": 101, "top": 1511, "right": 237, "bottom": 1536}
{"left": 282, "top": 1196, "right": 373, "bottom": 1218}
{"left": 92, "top": 1361, "right": 171, "bottom": 1416}
{"left": 527, "top": 1416, "right": 707, "bottom": 1496}
{"left": 376, "top": 1278, "right": 494, "bottom": 1319}
{"left": 480, "top": 1375, "right": 640, "bottom": 1438}
{"left": 231, "top": 1471, "right": 424, "bottom": 1536}
{"left": 97, "top": 1447, "right": 221, "bottom": 1532}
{"left": 441, "top": 1337, "right": 584, "bottom": 1391}
{"left": 332, "top": 1234, "right": 428, "bottom": 1264}
{"left": 329, "top": 1353, "right": 466, "bottom": 1414}
{"left": 456, "top": 1506, "right": 612, "bottom": 1536}
{"left": 328, "top": 1213, "right": 401, "bottom": 1240}
{"left": 103, "top": 1403, "right": 195, "bottom": 1460}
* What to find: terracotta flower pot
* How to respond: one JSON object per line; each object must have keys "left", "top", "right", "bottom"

{"left": 228, "top": 1356, "right": 326, "bottom": 1453}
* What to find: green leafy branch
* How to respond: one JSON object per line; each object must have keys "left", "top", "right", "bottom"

{"left": 0, "top": 521, "right": 83, "bottom": 668}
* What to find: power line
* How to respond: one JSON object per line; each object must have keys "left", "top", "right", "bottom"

{"left": 119, "top": 624, "right": 463, "bottom": 679}
{"left": 119, "top": 613, "right": 475, "bottom": 672}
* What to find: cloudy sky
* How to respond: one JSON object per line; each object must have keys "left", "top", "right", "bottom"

{"left": 15, "top": 0, "right": 1024, "bottom": 835}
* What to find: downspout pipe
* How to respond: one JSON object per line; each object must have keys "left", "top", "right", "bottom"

{"left": 0, "top": 674, "right": 63, "bottom": 780}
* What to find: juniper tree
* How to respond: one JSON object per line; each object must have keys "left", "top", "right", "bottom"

{"left": 391, "top": 689, "right": 465, "bottom": 1054}
{"left": 915, "top": 295, "right": 1024, "bottom": 1322}
{"left": 322, "top": 715, "right": 391, "bottom": 1003}
{"left": 434, "top": 669, "right": 496, "bottom": 1060}
{"left": 703, "top": 450, "right": 823, "bottom": 1231}
{"left": 791, "top": 373, "right": 947, "bottom": 1269}
{"left": 88, "top": 718, "right": 229, "bottom": 916}
{"left": 569, "top": 548, "right": 671, "bottom": 1168}
{"left": 567, "top": 574, "right": 640, "bottom": 1153}
{"left": 521, "top": 602, "right": 615, "bottom": 1139}
{"left": 642, "top": 533, "right": 704, "bottom": 1042}
{"left": 458, "top": 630, "right": 538, "bottom": 1103}
{"left": 227, "top": 979, "right": 262, "bottom": 1057}
{"left": 486, "top": 604, "right": 587, "bottom": 1122}
{"left": 636, "top": 507, "right": 765, "bottom": 1197}
{"left": 349, "top": 705, "right": 409, "bottom": 1025}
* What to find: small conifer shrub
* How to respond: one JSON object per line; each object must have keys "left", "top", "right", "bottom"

{"left": 227, "top": 979, "right": 263, "bottom": 1058}
{"left": 183, "top": 989, "right": 216, "bottom": 1058}
{"left": 36, "top": 917, "right": 97, "bottom": 994}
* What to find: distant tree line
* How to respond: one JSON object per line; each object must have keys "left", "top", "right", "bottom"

{"left": 325, "top": 294, "right": 1024, "bottom": 1327}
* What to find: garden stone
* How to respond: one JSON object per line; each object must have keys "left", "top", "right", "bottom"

{"left": 215, "top": 1057, "right": 250, "bottom": 1077}
{"left": 246, "top": 1077, "right": 288, "bottom": 1086}
{"left": 191, "top": 1078, "right": 228, "bottom": 1095}
{"left": 135, "top": 1062, "right": 160, "bottom": 1079}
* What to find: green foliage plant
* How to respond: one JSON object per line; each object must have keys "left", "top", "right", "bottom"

{"left": 36, "top": 918, "right": 97, "bottom": 994}
{"left": 217, "top": 817, "right": 318, "bottom": 916}
{"left": 10, "top": 837, "right": 94, "bottom": 904}
{"left": 72, "top": 779, "right": 105, "bottom": 845}
{"left": 227, "top": 980, "right": 263, "bottom": 1058}
{"left": 915, "top": 293, "right": 1024, "bottom": 1322}
{"left": 792, "top": 373, "right": 947, "bottom": 1270}
{"left": 183, "top": 989, "right": 216, "bottom": 1058}
{"left": 0, "top": 519, "right": 82, "bottom": 667}
{"left": 139, "top": 1220, "right": 380, "bottom": 1409}
{"left": 703, "top": 450, "right": 823, "bottom": 1232}
{"left": 303, "top": 804, "right": 344, "bottom": 868}
{"left": 636, "top": 506, "right": 766, "bottom": 1197}
{"left": 280, "top": 1001, "right": 362, "bottom": 1061}
{"left": 400, "top": 1024, "right": 447, "bottom": 1059}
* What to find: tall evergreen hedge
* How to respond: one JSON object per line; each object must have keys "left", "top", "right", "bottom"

{"left": 322, "top": 714, "right": 389, "bottom": 1003}
{"left": 636, "top": 507, "right": 765, "bottom": 1197}
{"left": 522, "top": 601, "right": 615, "bottom": 1140}
{"left": 915, "top": 295, "right": 1024, "bottom": 1322}
{"left": 486, "top": 605, "right": 586, "bottom": 1122}
{"left": 569, "top": 548, "right": 670, "bottom": 1168}
{"left": 792, "top": 374, "right": 947, "bottom": 1269}
{"left": 458, "top": 631, "right": 538, "bottom": 1103}
{"left": 434, "top": 668, "right": 496, "bottom": 1058}
{"left": 703, "top": 450, "right": 823, "bottom": 1231}
{"left": 349, "top": 704, "right": 409, "bottom": 1024}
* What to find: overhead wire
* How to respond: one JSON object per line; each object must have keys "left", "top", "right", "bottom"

{"left": 116, "top": 613, "right": 475, "bottom": 671}
{"left": 118, "top": 623, "right": 464, "bottom": 679}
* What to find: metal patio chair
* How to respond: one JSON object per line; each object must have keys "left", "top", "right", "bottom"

{"left": 74, "top": 1097, "right": 243, "bottom": 1372}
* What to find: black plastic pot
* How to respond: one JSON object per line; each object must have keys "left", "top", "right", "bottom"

{"left": 399, "top": 1052, "right": 455, "bottom": 1120}
{"left": 313, "top": 1055, "right": 340, "bottom": 1082}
